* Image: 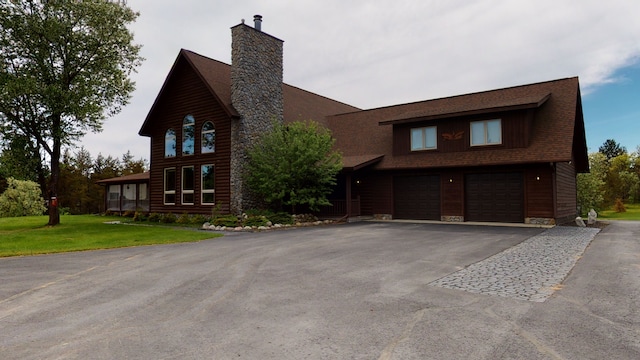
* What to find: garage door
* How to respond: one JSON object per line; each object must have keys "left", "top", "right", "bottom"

{"left": 465, "top": 172, "right": 523, "bottom": 223}
{"left": 394, "top": 175, "right": 441, "bottom": 220}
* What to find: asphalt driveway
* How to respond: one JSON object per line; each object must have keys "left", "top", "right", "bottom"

{"left": 1, "top": 221, "right": 638, "bottom": 359}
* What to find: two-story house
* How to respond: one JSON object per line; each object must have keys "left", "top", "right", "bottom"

{"left": 131, "top": 16, "right": 588, "bottom": 225}
{"left": 329, "top": 77, "right": 587, "bottom": 225}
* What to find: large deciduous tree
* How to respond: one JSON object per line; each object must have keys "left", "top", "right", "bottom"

{"left": 606, "top": 153, "right": 640, "bottom": 204}
{"left": 245, "top": 120, "right": 342, "bottom": 213}
{"left": 0, "top": 0, "right": 143, "bottom": 225}
{"left": 577, "top": 152, "right": 607, "bottom": 214}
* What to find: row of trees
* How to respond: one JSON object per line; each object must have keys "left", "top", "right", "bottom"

{"left": 0, "top": 146, "right": 146, "bottom": 216}
{"left": 577, "top": 139, "right": 640, "bottom": 214}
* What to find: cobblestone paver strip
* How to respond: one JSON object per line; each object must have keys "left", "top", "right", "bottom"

{"left": 429, "top": 226, "right": 601, "bottom": 302}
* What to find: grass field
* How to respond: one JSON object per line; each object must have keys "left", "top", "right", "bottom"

{"left": 597, "top": 203, "right": 640, "bottom": 220}
{"left": 0, "top": 215, "right": 221, "bottom": 257}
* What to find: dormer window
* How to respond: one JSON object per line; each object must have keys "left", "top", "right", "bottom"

{"left": 411, "top": 126, "right": 437, "bottom": 151}
{"left": 182, "top": 115, "right": 195, "bottom": 155}
{"left": 471, "top": 119, "right": 501, "bottom": 146}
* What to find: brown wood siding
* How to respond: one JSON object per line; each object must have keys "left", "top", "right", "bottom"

{"left": 441, "top": 170, "right": 464, "bottom": 217}
{"left": 524, "top": 166, "right": 554, "bottom": 218}
{"left": 354, "top": 171, "right": 393, "bottom": 215}
{"left": 393, "top": 109, "right": 534, "bottom": 156}
{"left": 146, "top": 58, "right": 232, "bottom": 214}
{"left": 555, "top": 161, "right": 577, "bottom": 221}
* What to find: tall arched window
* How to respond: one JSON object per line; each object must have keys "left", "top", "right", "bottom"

{"left": 202, "top": 121, "right": 215, "bottom": 153}
{"left": 165, "top": 128, "right": 176, "bottom": 158}
{"left": 182, "top": 115, "right": 195, "bottom": 155}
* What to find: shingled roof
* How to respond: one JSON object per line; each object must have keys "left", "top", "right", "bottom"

{"left": 95, "top": 171, "right": 150, "bottom": 184}
{"left": 327, "top": 77, "right": 588, "bottom": 172}
{"left": 139, "top": 49, "right": 360, "bottom": 135}
{"left": 137, "top": 49, "right": 587, "bottom": 173}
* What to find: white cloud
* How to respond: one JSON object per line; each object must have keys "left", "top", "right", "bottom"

{"left": 79, "top": 0, "right": 640, "bottom": 160}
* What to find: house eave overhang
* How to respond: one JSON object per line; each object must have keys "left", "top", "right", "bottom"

{"left": 341, "top": 154, "right": 384, "bottom": 172}
{"left": 375, "top": 159, "right": 570, "bottom": 171}
{"left": 378, "top": 93, "right": 551, "bottom": 126}
{"left": 95, "top": 172, "right": 150, "bottom": 185}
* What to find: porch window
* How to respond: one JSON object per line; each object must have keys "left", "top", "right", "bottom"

{"left": 164, "top": 168, "right": 176, "bottom": 204}
{"left": 411, "top": 126, "right": 437, "bottom": 151}
{"left": 202, "top": 121, "right": 215, "bottom": 153}
{"left": 139, "top": 183, "right": 148, "bottom": 201}
{"left": 165, "top": 129, "right": 176, "bottom": 157}
{"left": 201, "top": 164, "right": 215, "bottom": 204}
{"left": 107, "top": 185, "right": 120, "bottom": 211}
{"left": 471, "top": 119, "right": 502, "bottom": 146}
{"left": 122, "top": 183, "right": 137, "bottom": 211}
{"left": 182, "top": 166, "right": 195, "bottom": 205}
{"left": 182, "top": 115, "right": 195, "bottom": 155}
{"left": 139, "top": 183, "right": 149, "bottom": 211}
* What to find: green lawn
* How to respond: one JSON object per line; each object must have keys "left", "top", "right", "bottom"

{"left": 0, "top": 215, "right": 221, "bottom": 257}
{"left": 597, "top": 203, "right": 640, "bottom": 220}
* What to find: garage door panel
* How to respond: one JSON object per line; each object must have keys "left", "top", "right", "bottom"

{"left": 465, "top": 172, "right": 523, "bottom": 223}
{"left": 394, "top": 175, "right": 441, "bottom": 220}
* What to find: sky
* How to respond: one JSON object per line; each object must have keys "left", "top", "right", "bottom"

{"left": 80, "top": 0, "right": 640, "bottom": 161}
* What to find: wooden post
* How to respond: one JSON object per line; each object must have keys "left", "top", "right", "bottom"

{"left": 345, "top": 173, "right": 352, "bottom": 218}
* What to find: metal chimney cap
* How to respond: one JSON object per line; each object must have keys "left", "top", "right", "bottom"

{"left": 253, "top": 15, "right": 262, "bottom": 31}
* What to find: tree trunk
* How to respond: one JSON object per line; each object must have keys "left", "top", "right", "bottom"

{"left": 48, "top": 118, "right": 61, "bottom": 226}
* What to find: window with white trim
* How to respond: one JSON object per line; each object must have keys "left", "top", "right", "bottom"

{"left": 410, "top": 126, "right": 437, "bottom": 151}
{"left": 164, "top": 168, "right": 176, "bottom": 204}
{"left": 471, "top": 119, "right": 502, "bottom": 146}
{"left": 182, "top": 166, "right": 194, "bottom": 204}
{"left": 182, "top": 115, "right": 195, "bottom": 155}
{"left": 165, "top": 129, "right": 176, "bottom": 158}
{"left": 201, "top": 164, "right": 215, "bottom": 204}
{"left": 202, "top": 121, "right": 215, "bottom": 153}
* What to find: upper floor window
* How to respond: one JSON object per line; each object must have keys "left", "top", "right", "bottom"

{"left": 202, "top": 121, "right": 215, "bottom": 153}
{"left": 182, "top": 115, "right": 195, "bottom": 155}
{"left": 165, "top": 129, "right": 176, "bottom": 158}
{"left": 471, "top": 119, "right": 502, "bottom": 146}
{"left": 411, "top": 126, "right": 437, "bottom": 151}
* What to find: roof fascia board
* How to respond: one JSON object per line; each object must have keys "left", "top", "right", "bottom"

{"left": 343, "top": 155, "right": 384, "bottom": 172}
{"left": 138, "top": 50, "right": 239, "bottom": 137}
{"left": 138, "top": 51, "right": 186, "bottom": 136}
{"left": 379, "top": 94, "right": 551, "bottom": 126}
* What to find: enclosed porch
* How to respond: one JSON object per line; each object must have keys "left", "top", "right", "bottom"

{"left": 96, "top": 172, "right": 150, "bottom": 213}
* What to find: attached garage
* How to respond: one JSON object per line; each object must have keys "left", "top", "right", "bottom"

{"left": 394, "top": 175, "right": 441, "bottom": 220}
{"left": 465, "top": 172, "right": 524, "bottom": 223}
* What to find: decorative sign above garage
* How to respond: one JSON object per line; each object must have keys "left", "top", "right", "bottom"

{"left": 442, "top": 131, "right": 464, "bottom": 141}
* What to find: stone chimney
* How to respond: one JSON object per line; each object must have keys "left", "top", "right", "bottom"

{"left": 229, "top": 15, "right": 284, "bottom": 214}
